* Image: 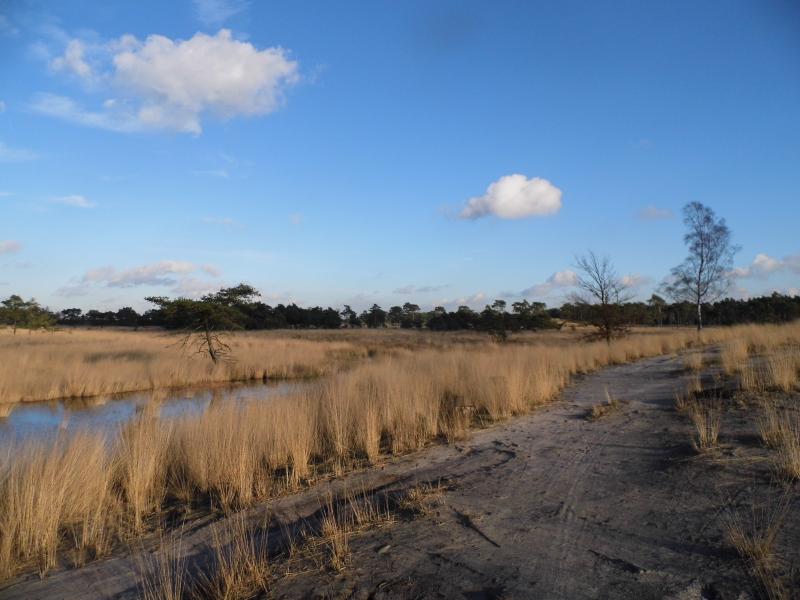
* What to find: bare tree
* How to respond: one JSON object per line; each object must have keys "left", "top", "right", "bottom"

{"left": 664, "top": 202, "right": 738, "bottom": 331}
{"left": 572, "top": 251, "right": 632, "bottom": 343}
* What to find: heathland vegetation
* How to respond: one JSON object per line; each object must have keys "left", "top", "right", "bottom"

{"left": 1, "top": 322, "right": 799, "bottom": 582}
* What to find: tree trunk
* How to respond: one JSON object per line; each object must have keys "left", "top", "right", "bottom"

{"left": 696, "top": 300, "right": 702, "bottom": 332}
{"left": 205, "top": 327, "right": 218, "bottom": 364}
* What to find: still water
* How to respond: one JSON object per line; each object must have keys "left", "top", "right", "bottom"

{"left": 0, "top": 381, "right": 307, "bottom": 445}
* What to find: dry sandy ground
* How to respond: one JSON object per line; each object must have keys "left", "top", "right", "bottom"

{"left": 2, "top": 353, "right": 797, "bottom": 599}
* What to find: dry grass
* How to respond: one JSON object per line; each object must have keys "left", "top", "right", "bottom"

{"left": 1, "top": 322, "right": 800, "bottom": 579}
{"left": 136, "top": 531, "right": 187, "bottom": 600}
{"left": 758, "top": 404, "right": 800, "bottom": 480}
{"left": 721, "top": 339, "right": 750, "bottom": 375}
{"left": 683, "top": 351, "right": 705, "bottom": 372}
{"left": 687, "top": 395, "right": 722, "bottom": 452}
{"left": 724, "top": 489, "right": 794, "bottom": 600}
{"left": 195, "top": 515, "right": 271, "bottom": 600}
{"left": 397, "top": 481, "right": 445, "bottom": 516}
{"left": 0, "top": 328, "right": 367, "bottom": 404}
{"left": 588, "top": 387, "right": 622, "bottom": 420}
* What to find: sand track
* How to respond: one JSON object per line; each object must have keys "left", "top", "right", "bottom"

{"left": 1, "top": 354, "right": 780, "bottom": 599}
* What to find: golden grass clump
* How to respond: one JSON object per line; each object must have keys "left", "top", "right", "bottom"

{"left": 682, "top": 351, "right": 705, "bottom": 372}
{"left": 195, "top": 515, "right": 271, "bottom": 600}
{"left": 724, "top": 490, "right": 793, "bottom": 600}
{"left": 720, "top": 339, "right": 749, "bottom": 375}
{"left": 686, "top": 396, "right": 721, "bottom": 452}
{"left": 0, "top": 433, "right": 113, "bottom": 578}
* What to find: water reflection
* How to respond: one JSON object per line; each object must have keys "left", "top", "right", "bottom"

{"left": 0, "top": 381, "right": 305, "bottom": 445}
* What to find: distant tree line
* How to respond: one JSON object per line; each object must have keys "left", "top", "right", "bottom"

{"left": 554, "top": 293, "right": 800, "bottom": 328}
{"left": 3, "top": 290, "right": 799, "bottom": 336}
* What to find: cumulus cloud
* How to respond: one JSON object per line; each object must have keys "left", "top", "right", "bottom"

{"left": 637, "top": 205, "right": 673, "bottom": 221}
{"left": 0, "top": 141, "right": 39, "bottom": 162}
{"left": 0, "top": 240, "right": 22, "bottom": 255}
{"left": 459, "top": 174, "right": 562, "bottom": 220}
{"left": 393, "top": 283, "right": 449, "bottom": 295}
{"left": 731, "top": 253, "right": 800, "bottom": 279}
{"left": 52, "top": 194, "right": 95, "bottom": 208}
{"left": 520, "top": 270, "right": 578, "bottom": 298}
{"left": 194, "top": 0, "right": 250, "bottom": 26}
{"left": 35, "top": 29, "right": 299, "bottom": 134}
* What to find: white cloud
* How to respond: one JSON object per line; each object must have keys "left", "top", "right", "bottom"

{"left": 787, "top": 288, "right": 800, "bottom": 298}
{"left": 83, "top": 260, "right": 201, "bottom": 287}
{"left": 194, "top": 0, "right": 250, "bottom": 26}
{"left": 201, "top": 264, "right": 221, "bottom": 277}
{"left": 35, "top": 29, "right": 299, "bottom": 134}
{"left": 637, "top": 205, "right": 673, "bottom": 221}
{"left": 51, "top": 39, "right": 92, "bottom": 78}
{"left": 0, "top": 240, "right": 22, "bottom": 255}
{"left": 521, "top": 269, "right": 578, "bottom": 298}
{"left": 52, "top": 194, "right": 96, "bottom": 208}
{"left": 732, "top": 253, "right": 800, "bottom": 279}
{"left": 620, "top": 274, "right": 653, "bottom": 289}
{"left": 172, "top": 276, "right": 223, "bottom": 298}
{"left": 393, "top": 284, "right": 449, "bottom": 295}
{"left": 459, "top": 174, "right": 562, "bottom": 220}
{"left": 31, "top": 93, "right": 142, "bottom": 133}
{"left": 0, "top": 141, "right": 39, "bottom": 162}
{"left": 434, "top": 292, "right": 487, "bottom": 310}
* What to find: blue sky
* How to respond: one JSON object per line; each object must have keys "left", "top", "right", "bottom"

{"left": 1, "top": 0, "right": 799, "bottom": 312}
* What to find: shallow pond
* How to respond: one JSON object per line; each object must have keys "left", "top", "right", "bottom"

{"left": 0, "top": 381, "right": 308, "bottom": 445}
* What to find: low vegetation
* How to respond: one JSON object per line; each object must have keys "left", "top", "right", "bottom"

{"left": 1, "top": 322, "right": 799, "bottom": 582}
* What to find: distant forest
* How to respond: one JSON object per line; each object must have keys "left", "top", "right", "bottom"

{"left": 2, "top": 290, "right": 799, "bottom": 333}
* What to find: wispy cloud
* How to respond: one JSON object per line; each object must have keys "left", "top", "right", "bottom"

{"left": 52, "top": 194, "right": 96, "bottom": 208}
{"left": 193, "top": 0, "right": 250, "bottom": 26}
{"left": 620, "top": 273, "right": 653, "bottom": 289}
{"left": 289, "top": 213, "right": 303, "bottom": 225}
{"left": 459, "top": 174, "right": 562, "bottom": 220}
{"left": 57, "top": 260, "right": 223, "bottom": 298}
{"left": 636, "top": 205, "right": 673, "bottom": 221}
{"left": 0, "top": 240, "right": 22, "bottom": 255}
{"left": 201, "top": 216, "right": 243, "bottom": 228}
{"left": 0, "top": 141, "right": 39, "bottom": 162}
{"left": 631, "top": 138, "right": 654, "bottom": 150}
{"left": 192, "top": 168, "right": 229, "bottom": 178}
{"left": 393, "top": 283, "right": 449, "bottom": 295}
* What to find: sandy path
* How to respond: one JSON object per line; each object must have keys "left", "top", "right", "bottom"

{"left": 1, "top": 354, "right": 755, "bottom": 599}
